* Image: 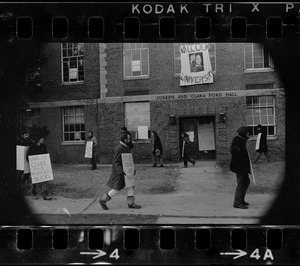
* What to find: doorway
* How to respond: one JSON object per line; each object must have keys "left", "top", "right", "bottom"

{"left": 179, "top": 116, "right": 216, "bottom": 160}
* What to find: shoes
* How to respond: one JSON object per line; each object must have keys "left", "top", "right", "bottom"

{"left": 242, "top": 201, "right": 249, "bottom": 206}
{"left": 43, "top": 196, "right": 52, "bottom": 200}
{"left": 152, "top": 164, "right": 157, "bottom": 167}
{"left": 99, "top": 199, "right": 108, "bottom": 210}
{"left": 233, "top": 204, "right": 248, "bottom": 209}
{"left": 91, "top": 167, "right": 97, "bottom": 170}
{"left": 128, "top": 203, "right": 141, "bottom": 209}
{"left": 159, "top": 164, "right": 164, "bottom": 167}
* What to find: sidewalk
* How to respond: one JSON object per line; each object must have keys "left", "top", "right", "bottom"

{"left": 24, "top": 161, "right": 281, "bottom": 224}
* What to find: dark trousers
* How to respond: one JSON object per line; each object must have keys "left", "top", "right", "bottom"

{"left": 183, "top": 155, "right": 195, "bottom": 167}
{"left": 234, "top": 173, "right": 250, "bottom": 205}
{"left": 91, "top": 153, "right": 97, "bottom": 169}
{"left": 32, "top": 181, "right": 49, "bottom": 196}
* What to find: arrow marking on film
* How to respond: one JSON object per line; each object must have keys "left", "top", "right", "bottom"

{"left": 220, "top": 250, "right": 247, "bottom": 260}
{"left": 80, "top": 250, "right": 107, "bottom": 259}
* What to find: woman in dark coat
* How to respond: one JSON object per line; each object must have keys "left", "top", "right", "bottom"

{"left": 151, "top": 130, "right": 163, "bottom": 167}
{"left": 253, "top": 124, "right": 270, "bottom": 163}
{"left": 230, "top": 126, "right": 251, "bottom": 209}
{"left": 99, "top": 132, "right": 141, "bottom": 210}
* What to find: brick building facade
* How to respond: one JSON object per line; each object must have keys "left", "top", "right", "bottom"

{"left": 20, "top": 43, "right": 285, "bottom": 164}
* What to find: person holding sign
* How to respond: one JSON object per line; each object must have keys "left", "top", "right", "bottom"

{"left": 99, "top": 133, "right": 141, "bottom": 210}
{"left": 26, "top": 135, "right": 52, "bottom": 200}
{"left": 16, "top": 129, "right": 34, "bottom": 186}
{"left": 253, "top": 124, "right": 270, "bottom": 163}
{"left": 87, "top": 131, "right": 98, "bottom": 170}
{"left": 230, "top": 126, "right": 252, "bottom": 209}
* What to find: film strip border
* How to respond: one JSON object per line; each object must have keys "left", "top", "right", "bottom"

{"left": 1, "top": 226, "right": 300, "bottom": 264}
{"left": 0, "top": 2, "right": 300, "bottom": 42}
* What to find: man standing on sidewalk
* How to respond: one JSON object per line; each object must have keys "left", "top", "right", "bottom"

{"left": 230, "top": 126, "right": 251, "bottom": 209}
{"left": 99, "top": 132, "right": 141, "bottom": 210}
{"left": 26, "top": 135, "right": 52, "bottom": 200}
{"left": 88, "top": 131, "right": 98, "bottom": 170}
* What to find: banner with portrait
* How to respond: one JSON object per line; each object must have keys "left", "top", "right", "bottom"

{"left": 180, "top": 43, "right": 214, "bottom": 87}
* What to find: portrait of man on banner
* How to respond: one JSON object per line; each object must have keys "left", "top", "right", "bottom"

{"left": 180, "top": 43, "right": 214, "bottom": 87}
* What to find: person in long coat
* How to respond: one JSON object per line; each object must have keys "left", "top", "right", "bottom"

{"left": 151, "top": 130, "right": 163, "bottom": 167}
{"left": 182, "top": 132, "right": 196, "bottom": 167}
{"left": 230, "top": 126, "right": 251, "bottom": 209}
{"left": 99, "top": 132, "right": 141, "bottom": 210}
{"left": 253, "top": 124, "right": 270, "bottom": 163}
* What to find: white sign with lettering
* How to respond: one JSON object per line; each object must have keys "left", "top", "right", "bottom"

{"left": 121, "top": 153, "right": 135, "bottom": 187}
{"left": 28, "top": 154, "right": 54, "bottom": 184}
{"left": 85, "top": 141, "right": 93, "bottom": 158}
{"left": 16, "top": 146, "right": 30, "bottom": 174}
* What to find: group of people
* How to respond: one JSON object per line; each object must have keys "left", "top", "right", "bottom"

{"left": 230, "top": 124, "right": 270, "bottom": 209}
{"left": 16, "top": 130, "right": 52, "bottom": 200}
{"left": 17, "top": 123, "right": 270, "bottom": 210}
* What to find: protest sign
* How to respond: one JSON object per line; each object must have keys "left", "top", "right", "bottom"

{"left": 85, "top": 141, "right": 93, "bottom": 158}
{"left": 28, "top": 153, "right": 54, "bottom": 184}
{"left": 121, "top": 153, "right": 135, "bottom": 187}
{"left": 16, "top": 146, "right": 30, "bottom": 174}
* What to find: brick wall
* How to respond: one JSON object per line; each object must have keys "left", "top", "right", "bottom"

{"left": 36, "top": 43, "right": 100, "bottom": 102}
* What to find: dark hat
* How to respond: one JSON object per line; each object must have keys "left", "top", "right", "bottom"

{"left": 121, "top": 126, "right": 128, "bottom": 132}
{"left": 257, "top": 124, "right": 263, "bottom": 129}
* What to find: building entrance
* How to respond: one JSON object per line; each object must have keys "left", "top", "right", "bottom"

{"left": 179, "top": 116, "right": 216, "bottom": 160}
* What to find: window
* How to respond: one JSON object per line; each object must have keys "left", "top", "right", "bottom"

{"left": 62, "top": 106, "right": 85, "bottom": 142}
{"left": 174, "top": 43, "right": 216, "bottom": 75}
{"left": 123, "top": 43, "right": 149, "bottom": 78}
{"left": 125, "top": 102, "right": 150, "bottom": 140}
{"left": 244, "top": 43, "right": 274, "bottom": 70}
{"left": 246, "top": 96, "right": 276, "bottom": 136}
{"left": 62, "top": 43, "right": 84, "bottom": 83}
{"left": 20, "top": 108, "right": 41, "bottom": 128}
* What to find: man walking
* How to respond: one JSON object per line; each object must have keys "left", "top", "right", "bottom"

{"left": 253, "top": 124, "right": 270, "bottom": 163}
{"left": 87, "top": 131, "right": 98, "bottom": 170}
{"left": 99, "top": 132, "right": 141, "bottom": 210}
{"left": 230, "top": 126, "right": 251, "bottom": 209}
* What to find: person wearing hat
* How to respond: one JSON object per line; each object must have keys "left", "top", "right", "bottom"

{"left": 253, "top": 124, "right": 270, "bottom": 163}
{"left": 26, "top": 135, "right": 52, "bottom": 200}
{"left": 230, "top": 126, "right": 251, "bottom": 209}
{"left": 99, "top": 132, "right": 141, "bottom": 210}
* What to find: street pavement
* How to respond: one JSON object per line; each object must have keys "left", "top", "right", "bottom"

{"left": 24, "top": 161, "right": 278, "bottom": 224}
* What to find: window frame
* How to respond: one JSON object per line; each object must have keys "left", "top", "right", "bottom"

{"left": 246, "top": 96, "right": 276, "bottom": 137}
{"left": 125, "top": 102, "right": 151, "bottom": 141}
{"left": 123, "top": 43, "right": 150, "bottom": 80}
{"left": 62, "top": 106, "right": 86, "bottom": 143}
{"left": 244, "top": 43, "right": 274, "bottom": 72}
{"left": 61, "top": 43, "right": 85, "bottom": 84}
{"left": 174, "top": 43, "right": 216, "bottom": 76}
